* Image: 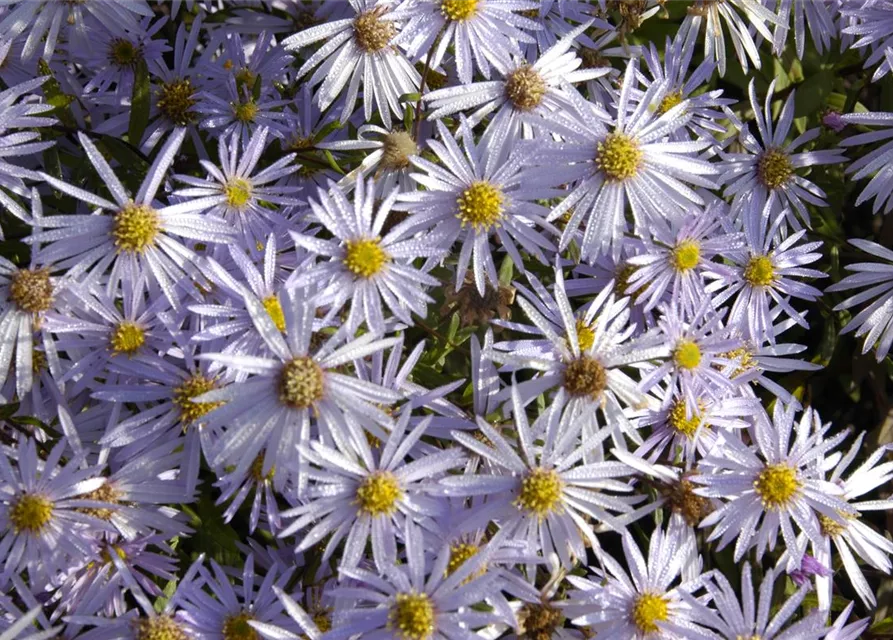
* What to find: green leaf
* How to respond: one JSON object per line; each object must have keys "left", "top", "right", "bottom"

{"left": 128, "top": 59, "right": 151, "bottom": 146}
{"left": 38, "top": 59, "right": 76, "bottom": 127}
{"left": 794, "top": 69, "right": 834, "bottom": 118}
{"left": 181, "top": 494, "right": 242, "bottom": 566}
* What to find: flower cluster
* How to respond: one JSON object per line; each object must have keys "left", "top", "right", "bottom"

{"left": 1, "top": 1, "right": 893, "bottom": 639}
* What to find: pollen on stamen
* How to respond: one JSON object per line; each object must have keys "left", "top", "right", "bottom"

{"left": 631, "top": 592, "right": 669, "bottom": 634}
{"left": 8, "top": 493, "right": 54, "bottom": 534}
{"left": 673, "top": 339, "right": 702, "bottom": 370}
{"left": 504, "top": 65, "right": 547, "bottom": 112}
{"left": 672, "top": 240, "right": 700, "bottom": 272}
{"left": 441, "top": 0, "right": 479, "bottom": 21}
{"left": 657, "top": 89, "right": 684, "bottom": 115}
{"left": 574, "top": 318, "right": 596, "bottom": 352}
{"left": 562, "top": 355, "right": 608, "bottom": 401}
{"left": 743, "top": 255, "right": 776, "bottom": 287}
{"left": 9, "top": 267, "right": 53, "bottom": 314}
{"left": 456, "top": 181, "right": 505, "bottom": 231}
{"left": 173, "top": 374, "right": 223, "bottom": 424}
{"left": 110, "top": 321, "right": 146, "bottom": 356}
{"left": 262, "top": 294, "right": 286, "bottom": 332}
{"left": 78, "top": 482, "right": 122, "bottom": 521}
{"left": 754, "top": 463, "right": 801, "bottom": 510}
{"left": 108, "top": 38, "right": 142, "bottom": 68}
{"left": 224, "top": 177, "right": 253, "bottom": 209}
{"left": 356, "top": 471, "right": 403, "bottom": 516}
{"left": 667, "top": 400, "right": 705, "bottom": 439}
{"left": 389, "top": 592, "right": 435, "bottom": 640}
{"left": 278, "top": 356, "right": 325, "bottom": 409}
{"left": 222, "top": 611, "right": 259, "bottom": 640}
{"left": 757, "top": 147, "right": 794, "bottom": 189}
{"left": 344, "top": 238, "right": 390, "bottom": 278}
{"left": 445, "top": 542, "right": 480, "bottom": 578}
{"left": 133, "top": 615, "right": 188, "bottom": 640}
{"left": 596, "top": 132, "right": 643, "bottom": 182}
{"left": 112, "top": 203, "right": 160, "bottom": 254}
{"left": 232, "top": 100, "right": 259, "bottom": 123}
{"left": 353, "top": 8, "right": 396, "bottom": 53}
{"left": 381, "top": 131, "right": 418, "bottom": 170}
{"left": 515, "top": 467, "right": 564, "bottom": 518}
{"left": 157, "top": 78, "right": 198, "bottom": 126}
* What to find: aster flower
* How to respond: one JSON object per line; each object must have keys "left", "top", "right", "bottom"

{"left": 0, "top": 79, "right": 57, "bottom": 198}
{"left": 397, "top": 119, "right": 558, "bottom": 295}
{"left": 291, "top": 177, "right": 443, "bottom": 335}
{"left": 676, "top": 0, "right": 782, "bottom": 76}
{"left": 441, "top": 384, "right": 639, "bottom": 568}
{"left": 278, "top": 411, "right": 465, "bottom": 573}
{"left": 563, "top": 520, "right": 709, "bottom": 639}
{"left": 318, "top": 124, "right": 421, "bottom": 195}
{"left": 704, "top": 195, "right": 825, "bottom": 344}
{"left": 720, "top": 80, "right": 847, "bottom": 229}
{"left": 34, "top": 128, "right": 233, "bottom": 309}
{"left": 390, "top": 0, "right": 540, "bottom": 84}
{"left": 824, "top": 603, "right": 871, "bottom": 640}
{"left": 196, "top": 77, "right": 291, "bottom": 146}
{"left": 839, "top": 110, "right": 893, "bottom": 215}
{"left": 826, "top": 239, "right": 893, "bottom": 361}
{"left": 199, "top": 30, "right": 292, "bottom": 99}
{"left": 527, "top": 60, "right": 720, "bottom": 263}
{"left": 195, "top": 288, "right": 402, "bottom": 490}
{"left": 80, "top": 15, "right": 170, "bottom": 96}
{"left": 173, "top": 127, "right": 301, "bottom": 254}
{"left": 680, "top": 563, "right": 825, "bottom": 640}
{"left": 624, "top": 200, "right": 743, "bottom": 315}
{"left": 771, "top": 0, "right": 836, "bottom": 59}
{"left": 423, "top": 22, "right": 606, "bottom": 139}
{"left": 694, "top": 404, "right": 855, "bottom": 565}
{"left": 323, "top": 519, "right": 510, "bottom": 639}
{"left": 0, "top": 438, "right": 110, "bottom": 587}
{"left": 842, "top": 0, "right": 893, "bottom": 81}
{"left": 214, "top": 451, "right": 284, "bottom": 535}
{"left": 282, "top": 0, "right": 420, "bottom": 129}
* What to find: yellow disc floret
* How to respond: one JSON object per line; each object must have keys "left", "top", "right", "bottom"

{"left": 224, "top": 177, "right": 253, "bottom": 209}
{"left": 381, "top": 131, "right": 418, "bottom": 170}
{"left": 222, "top": 612, "right": 258, "bottom": 640}
{"left": 157, "top": 78, "right": 197, "bottom": 126}
{"left": 353, "top": 9, "right": 396, "bottom": 52}
{"left": 456, "top": 181, "right": 505, "bottom": 231}
{"left": 667, "top": 400, "right": 706, "bottom": 439}
{"left": 133, "top": 615, "right": 188, "bottom": 640}
{"left": 356, "top": 471, "right": 403, "bottom": 516}
{"left": 109, "top": 38, "right": 141, "bottom": 68}
{"left": 574, "top": 318, "right": 595, "bottom": 352}
{"left": 173, "top": 374, "right": 222, "bottom": 424}
{"left": 657, "top": 90, "right": 684, "bottom": 115}
{"left": 504, "top": 65, "right": 547, "bottom": 112}
{"left": 110, "top": 321, "right": 146, "bottom": 356}
{"left": 673, "top": 339, "right": 702, "bottom": 370}
{"left": 389, "top": 592, "right": 436, "bottom": 640}
{"left": 9, "top": 268, "right": 53, "bottom": 313}
{"left": 79, "top": 483, "right": 122, "bottom": 521}
{"left": 757, "top": 148, "right": 794, "bottom": 189}
{"left": 562, "top": 356, "right": 608, "bottom": 401}
{"left": 515, "top": 467, "right": 564, "bottom": 518}
{"left": 8, "top": 493, "right": 53, "bottom": 534}
{"left": 754, "top": 463, "right": 801, "bottom": 510}
{"left": 278, "top": 356, "right": 325, "bottom": 409}
{"left": 596, "top": 132, "right": 642, "bottom": 182}
{"left": 344, "top": 238, "right": 389, "bottom": 278}
{"left": 445, "top": 542, "right": 479, "bottom": 577}
{"left": 744, "top": 255, "right": 775, "bottom": 287}
{"left": 441, "top": 0, "right": 478, "bottom": 21}
{"left": 113, "top": 203, "right": 160, "bottom": 253}
{"left": 263, "top": 295, "right": 286, "bottom": 332}
{"left": 631, "top": 593, "right": 669, "bottom": 634}
{"left": 232, "top": 100, "right": 258, "bottom": 123}
{"left": 672, "top": 240, "right": 700, "bottom": 272}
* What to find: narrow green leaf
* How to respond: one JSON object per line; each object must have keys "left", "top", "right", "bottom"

{"left": 128, "top": 59, "right": 151, "bottom": 146}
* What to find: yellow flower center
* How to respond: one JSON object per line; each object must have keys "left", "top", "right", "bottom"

{"left": 664, "top": 475, "right": 712, "bottom": 527}
{"left": 615, "top": 263, "right": 637, "bottom": 298}
{"left": 674, "top": 339, "right": 702, "bottom": 370}
{"left": 157, "top": 78, "right": 197, "bottom": 126}
{"left": 110, "top": 321, "right": 146, "bottom": 356}
{"left": 9, "top": 268, "right": 53, "bottom": 313}
{"left": 757, "top": 148, "right": 794, "bottom": 189}
{"left": 278, "top": 356, "right": 325, "bottom": 409}
{"left": 344, "top": 238, "right": 389, "bottom": 278}
{"left": 381, "top": 131, "right": 418, "bottom": 170}
{"left": 519, "top": 603, "right": 564, "bottom": 638}
{"left": 441, "top": 0, "right": 479, "bottom": 21}
{"left": 596, "top": 132, "right": 642, "bottom": 182}
{"left": 109, "top": 38, "right": 141, "bottom": 68}
{"left": 445, "top": 543, "right": 480, "bottom": 577}
{"left": 79, "top": 483, "right": 122, "bottom": 521}
{"left": 515, "top": 467, "right": 564, "bottom": 518}
{"left": 353, "top": 9, "right": 396, "bottom": 52}
{"left": 389, "top": 592, "right": 435, "bottom": 640}
{"left": 667, "top": 400, "right": 704, "bottom": 438}
{"left": 504, "top": 65, "right": 547, "bottom": 111}
{"left": 818, "top": 513, "right": 850, "bottom": 538}
{"left": 232, "top": 100, "right": 259, "bottom": 123}
{"left": 32, "top": 348, "right": 47, "bottom": 374}
{"left": 113, "top": 203, "right": 160, "bottom": 253}
{"left": 234, "top": 67, "right": 256, "bottom": 91}
{"left": 222, "top": 612, "right": 258, "bottom": 640}
{"left": 173, "top": 374, "right": 222, "bottom": 424}
{"left": 8, "top": 493, "right": 53, "bottom": 534}
{"left": 672, "top": 240, "right": 700, "bottom": 272}
{"left": 313, "top": 613, "right": 332, "bottom": 633}
{"left": 249, "top": 455, "right": 275, "bottom": 482}
{"left": 356, "top": 471, "right": 403, "bottom": 516}
{"left": 631, "top": 593, "right": 669, "bottom": 634}
{"left": 98, "top": 544, "right": 127, "bottom": 565}
{"left": 456, "top": 181, "right": 504, "bottom": 231}
{"left": 563, "top": 356, "right": 608, "bottom": 401}
{"left": 657, "top": 90, "right": 684, "bottom": 115}
{"left": 263, "top": 295, "right": 286, "bottom": 332}
{"left": 133, "top": 615, "right": 188, "bottom": 640}
{"left": 743, "top": 255, "right": 775, "bottom": 287}
{"left": 754, "top": 463, "right": 801, "bottom": 509}
{"left": 224, "top": 177, "right": 253, "bottom": 209}
{"left": 575, "top": 318, "right": 595, "bottom": 352}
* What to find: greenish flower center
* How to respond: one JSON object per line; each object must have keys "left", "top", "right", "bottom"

{"left": 673, "top": 339, "right": 702, "bottom": 370}
{"left": 743, "top": 255, "right": 775, "bottom": 287}
{"left": 757, "top": 148, "right": 794, "bottom": 189}
{"left": 110, "top": 321, "right": 146, "bottom": 356}
{"left": 173, "top": 374, "right": 222, "bottom": 424}
{"left": 672, "top": 240, "right": 700, "bottom": 272}
{"left": 8, "top": 493, "right": 53, "bottom": 534}
{"left": 157, "top": 78, "right": 197, "bottom": 126}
